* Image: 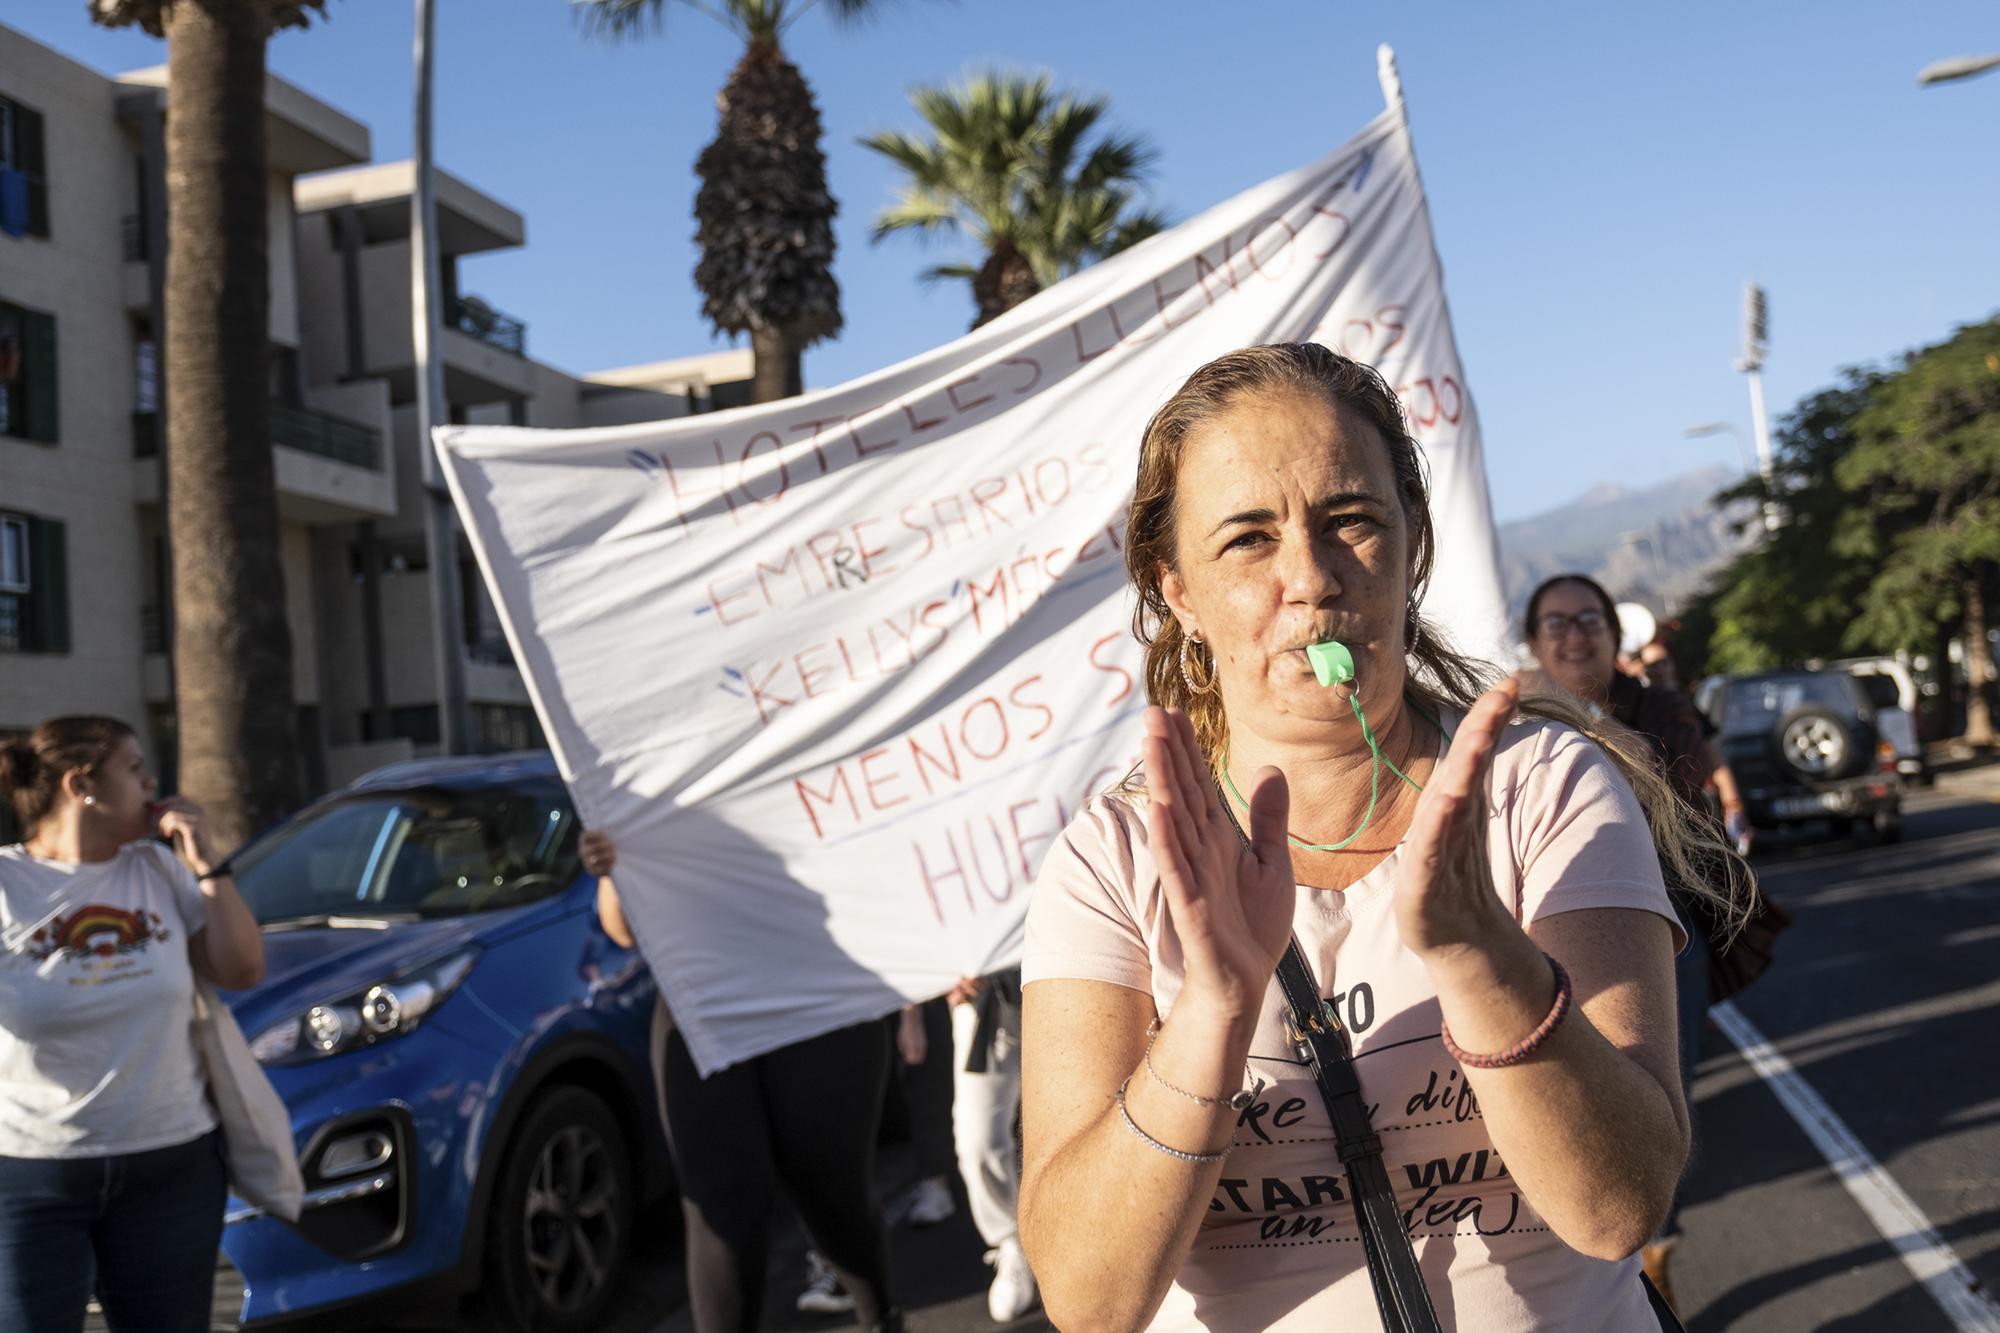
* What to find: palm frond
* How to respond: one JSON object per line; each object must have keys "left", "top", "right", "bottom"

{"left": 870, "top": 188, "right": 960, "bottom": 243}
{"left": 857, "top": 130, "right": 951, "bottom": 187}
{"left": 571, "top": 0, "right": 667, "bottom": 40}
{"left": 919, "top": 262, "right": 980, "bottom": 288}
{"left": 1074, "top": 133, "right": 1157, "bottom": 195}
{"left": 867, "top": 65, "right": 1161, "bottom": 315}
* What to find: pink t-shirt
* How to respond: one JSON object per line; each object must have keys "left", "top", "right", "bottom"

{"left": 1022, "top": 715, "right": 1683, "bottom": 1332}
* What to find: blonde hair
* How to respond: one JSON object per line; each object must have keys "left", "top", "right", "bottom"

{"left": 1123, "top": 343, "right": 1754, "bottom": 936}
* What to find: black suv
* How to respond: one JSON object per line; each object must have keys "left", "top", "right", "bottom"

{"left": 1711, "top": 669, "right": 1903, "bottom": 842}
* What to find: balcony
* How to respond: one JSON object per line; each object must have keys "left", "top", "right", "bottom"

{"left": 132, "top": 402, "right": 380, "bottom": 471}
{"left": 130, "top": 391, "right": 396, "bottom": 522}
{"left": 270, "top": 400, "right": 382, "bottom": 469}
{"left": 448, "top": 295, "right": 526, "bottom": 358}
{"left": 140, "top": 604, "right": 166, "bottom": 655}
{"left": 340, "top": 242, "right": 537, "bottom": 405}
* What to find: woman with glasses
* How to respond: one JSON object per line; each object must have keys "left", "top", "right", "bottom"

{"left": 1520, "top": 573, "right": 1754, "bottom": 1311}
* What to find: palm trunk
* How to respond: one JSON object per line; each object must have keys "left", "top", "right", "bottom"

{"left": 971, "top": 240, "right": 1040, "bottom": 329}
{"left": 1964, "top": 570, "right": 1994, "bottom": 747}
{"left": 750, "top": 326, "right": 802, "bottom": 403}
{"left": 163, "top": 1, "right": 302, "bottom": 847}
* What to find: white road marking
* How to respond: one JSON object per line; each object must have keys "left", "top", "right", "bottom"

{"left": 1713, "top": 1000, "right": 2000, "bottom": 1331}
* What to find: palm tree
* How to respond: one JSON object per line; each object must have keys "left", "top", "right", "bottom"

{"left": 89, "top": 0, "right": 319, "bottom": 847}
{"left": 862, "top": 71, "right": 1167, "bottom": 328}
{"left": 577, "top": 0, "right": 869, "bottom": 402}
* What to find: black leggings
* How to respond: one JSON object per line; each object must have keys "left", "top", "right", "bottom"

{"left": 657, "top": 1010, "right": 895, "bottom": 1332}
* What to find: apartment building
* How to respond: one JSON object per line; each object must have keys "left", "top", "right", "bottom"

{"left": 0, "top": 22, "right": 750, "bottom": 794}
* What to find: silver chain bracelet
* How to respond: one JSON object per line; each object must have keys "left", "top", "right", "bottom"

{"left": 1115, "top": 1078, "right": 1230, "bottom": 1164}
{"left": 1144, "top": 1019, "right": 1258, "bottom": 1110}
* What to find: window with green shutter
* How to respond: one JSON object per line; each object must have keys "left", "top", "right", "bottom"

{"left": 0, "top": 514, "right": 26, "bottom": 651}
{"left": 0, "top": 95, "right": 49, "bottom": 239}
{"left": 0, "top": 512, "right": 66, "bottom": 655}
{"left": 0, "top": 300, "right": 57, "bottom": 443}
{"left": 25, "top": 516, "right": 67, "bottom": 653}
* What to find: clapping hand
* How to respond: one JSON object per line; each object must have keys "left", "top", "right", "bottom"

{"left": 1143, "top": 707, "right": 1296, "bottom": 1022}
{"left": 1394, "top": 678, "right": 1518, "bottom": 960}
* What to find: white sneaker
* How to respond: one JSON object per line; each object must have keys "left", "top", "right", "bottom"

{"left": 797, "top": 1250, "right": 856, "bottom": 1314}
{"left": 905, "top": 1175, "right": 956, "bottom": 1226}
{"left": 985, "top": 1239, "right": 1039, "bottom": 1323}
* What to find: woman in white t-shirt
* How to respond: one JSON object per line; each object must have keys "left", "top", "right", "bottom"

{"left": 0, "top": 715, "right": 266, "bottom": 1332}
{"left": 1018, "top": 344, "right": 1752, "bottom": 1332}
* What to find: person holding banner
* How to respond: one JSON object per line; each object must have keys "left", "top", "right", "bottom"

{"left": 583, "top": 831, "right": 902, "bottom": 1333}
{"left": 1018, "top": 344, "right": 1750, "bottom": 1331}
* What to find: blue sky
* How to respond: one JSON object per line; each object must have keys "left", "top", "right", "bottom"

{"left": 11, "top": 0, "right": 1997, "bottom": 521}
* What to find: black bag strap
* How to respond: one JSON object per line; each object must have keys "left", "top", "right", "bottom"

{"left": 1213, "top": 788, "right": 1440, "bottom": 1333}
{"left": 1276, "top": 940, "right": 1442, "bottom": 1333}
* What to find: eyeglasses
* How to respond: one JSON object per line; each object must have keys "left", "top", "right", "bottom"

{"left": 1535, "top": 609, "right": 1609, "bottom": 640}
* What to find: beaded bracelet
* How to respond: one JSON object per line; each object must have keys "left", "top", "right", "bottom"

{"left": 1114, "top": 1078, "right": 1230, "bottom": 1164}
{"left": 1439, "top": 954, "right": 1572, "bottom": 1069}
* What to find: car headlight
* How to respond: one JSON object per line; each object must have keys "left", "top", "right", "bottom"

{"left": 249, "top": 947, "right": 480, "bottom": 1065}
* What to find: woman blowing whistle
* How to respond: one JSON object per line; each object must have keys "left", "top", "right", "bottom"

{"left": 1016, "top": 344, "right": 1751, "bottom": 1332}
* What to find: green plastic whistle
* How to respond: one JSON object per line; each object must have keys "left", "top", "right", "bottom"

{"left": 1306, "top": 640, "right": 1355, "bottom": 688}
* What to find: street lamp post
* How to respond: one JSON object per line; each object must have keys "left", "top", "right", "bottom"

{"left": 413, "top": 0, "right": 470, "bottom": 754}
{"left": 1733, "top": 283, "right": 1780, "bottom": 532}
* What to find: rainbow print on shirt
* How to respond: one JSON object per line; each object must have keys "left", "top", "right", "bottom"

{"left": 24, "top": 905, "right": 171, "bottom": 963}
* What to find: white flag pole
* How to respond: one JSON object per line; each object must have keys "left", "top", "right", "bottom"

{"left": 1374, "top": 45, "right": 1512, "bottom": 664}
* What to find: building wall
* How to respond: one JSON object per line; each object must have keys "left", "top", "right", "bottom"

{"left": 3, "top": 22, "right": 741, "bottom": 772}
{"left": 294, "top": 208, "right": 349, "bottom": 381}
{"left": 280, "top": 520, "right": 318, "bottom": 706}
{"left": 267, "top": 169, "right": 300, "bottom": 349}
{"left": 0, "top": 26, "right": 146, "bottom": 733}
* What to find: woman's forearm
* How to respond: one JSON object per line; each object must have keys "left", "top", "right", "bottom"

{"left": 1022, "top": 1002, "right": 1253, "bottom": 1333}
{"left": 197, "top": 875, "right": 266, "bottom": 989}
{"left": 1423, "top": 922, "right": 1686, "bottom": 1259}
{"left": 1709, "top": 747, "right": 1745, "bottom": 812}
{"left": 595, "top": 876, "right": 634, "bottom": 948}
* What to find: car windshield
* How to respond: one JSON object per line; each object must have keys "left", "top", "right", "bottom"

{"left": 231, "top": 780, "right": 581, "bottom": 924}
{"left": 1720, "top": 674, "right": 1856, "bottom": 738}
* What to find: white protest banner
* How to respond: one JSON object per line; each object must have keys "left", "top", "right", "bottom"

{"left": 436, "top": 51, "right": 1507, "bottom": 1075}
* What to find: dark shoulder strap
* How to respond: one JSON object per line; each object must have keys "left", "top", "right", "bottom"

{"left": 1278, "top": 941, "right": 1441, "bottom": 1333}
{"left": 1213, "top": 788, "right": 1440, "bottom": 1333}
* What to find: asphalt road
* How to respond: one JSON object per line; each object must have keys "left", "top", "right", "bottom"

{"left": 138, "top": 766, "right": 2000, "bottom": 1332}
{"left": 1667, "top": 766, "right": 2000, "bottom": 1331}
{"left": 631, "top": 766, "right": 2000, "bottom": 1333}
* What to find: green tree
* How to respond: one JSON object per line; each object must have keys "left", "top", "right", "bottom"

{"left": 578, "top": 0, "right": 869, "bottom": 403}
{"left": 1841, "top": 317, "right": 2000, "bottom": 744}
{"left": 861, "top": 71, "right": 1166, "bottom": 328}
{"left": 1679, "top": 372, "right": 1892, "bottom": 678}
{"left": 1676, "top": 321, "right": 2000, "bottom": 745}
{"left": 89, "top": 0, "right": 321, "bottom": 846}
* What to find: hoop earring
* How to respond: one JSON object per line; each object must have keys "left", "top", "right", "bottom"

{"left": 1179, "top": 632, "right": 1217, "bottom": 697}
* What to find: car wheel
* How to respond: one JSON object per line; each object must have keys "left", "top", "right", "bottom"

{"left": 473, "top": 1086, "right": 633, "bottom": 1333}
{"left": 1775, "top": 706, "right": 1856, "bottom": 782}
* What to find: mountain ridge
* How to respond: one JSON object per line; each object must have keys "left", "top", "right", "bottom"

{"left": 1496, "top": 465, "right": 1753, "bottom": 625}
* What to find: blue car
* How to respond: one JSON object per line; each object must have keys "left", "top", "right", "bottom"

{"left": 215, "top": 753, "right": 669, "bottom": 1331}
